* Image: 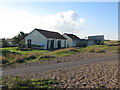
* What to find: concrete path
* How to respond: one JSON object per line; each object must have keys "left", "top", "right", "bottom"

{"left": 2, "top": 55, "right": 118, "bottom": 76}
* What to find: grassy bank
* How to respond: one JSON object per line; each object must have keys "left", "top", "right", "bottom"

{"left": 0, "top": 47, "right": 49, "bottom": 54}
{"left": 1, "top": 41, "right": 119, "bottom": 66}
{"left": 2, "top": 76, "right": 60, "bottom": 89}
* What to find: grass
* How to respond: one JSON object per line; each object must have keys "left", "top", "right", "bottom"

{"left": 0, "top": 40, "right": 119, "bottom": 66}
{"left": 104, "top": 40, "right": 119, "bottom": 46}
{"left": 83, "top": 45, "right": 118, "bottom": 52}
{"left": 0, "top": 47, "right": 49, "bottom": 54}
{"left": 2, "top": 76, "right": 60, "bottom": 89}
{"left": 0, "top": 50, "right": 44, "bottom": 66}
{"left": 48, "top": 48, "right": 79, "bottom": 57}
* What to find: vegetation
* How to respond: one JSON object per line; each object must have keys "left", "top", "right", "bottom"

{"left": 12, "top": 31, "right": 28, "bottom": 45}
{"left": 39, "top": 55, "right": 55, "bottom": 60}
{"left": 0, "top": 50, "right": 46, "bottom": 66}
{"left": 0, "top": 40, "right": 119, "bottom": 66}
{"left": 2, "top": 76, "right": 60, "bottom": 89}
{"left": 1, "top": 38, "right": 9, "bottom": 47}
{"left": 48, "top": 48, "right": 79, "bottom": 57}
{"left": 0, "top": 47, "right": 49, "bottom": 54}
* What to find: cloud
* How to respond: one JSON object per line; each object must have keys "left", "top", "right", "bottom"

{"left": 0, "top": 7, "right": 85, "bottom": 38}
{"left": 79, "top": 18, "right": 85, "bottom": 23}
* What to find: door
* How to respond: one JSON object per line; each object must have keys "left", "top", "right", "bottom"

{"left": 50, "top": 40, "right": 54, "bottom": 49}
{"left": 58, "top": 40, "right": 61, "bottom": 49}
{"left": 28, "top": 39, "right": 31, "bottom": 48}
{"left": 64, "top": 41, "right": 66, "bottom": 48}
{"left": 47, "top": 40, "right": 49, "bottom": 50}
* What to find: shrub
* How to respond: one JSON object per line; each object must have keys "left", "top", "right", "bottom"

{"left": 69, "top": 48, "right": 78, "bottom": 52}
{"left": 24, "top": 56, "right": 36, "bottom": 60}
{"left": 39, "top": 55, "right": 55, "bottom": 60}
{"left": 0, "top": 56, "right": 9, "bottom": 64}
{"left": 19, "top": 48, "right": 32, "bottom": 51}
{"left": 16, "top": 59, "right": 24, "bottom": 63}
{"left": 87, "top": 48, "right": 105, "bottom": 53}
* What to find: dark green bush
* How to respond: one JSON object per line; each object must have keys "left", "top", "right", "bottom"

{"left": 2, "top": 59, "right": 9, "bottom": 64}
{"left": 39, "top": 55, "right": 55, "bottom": 60}
{"left": 16, "top": 59, "right": 24, "bottom": 63}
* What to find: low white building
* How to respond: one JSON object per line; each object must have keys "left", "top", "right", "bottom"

{"left": 25, "top": 28, "right": 67, "bottom": 49}
{"left": 63, "top": 33, "right": 80, "bottom": 47}
{"left": 88, "top": 35, "right": 104, "bottom": 45}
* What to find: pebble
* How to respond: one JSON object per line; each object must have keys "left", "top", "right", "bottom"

{"left": 17, "top": 60, "right": 118, "bottom": 88}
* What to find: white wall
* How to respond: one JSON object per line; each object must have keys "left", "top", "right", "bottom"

{"left": 25, "top": 30, "right": 47, "bottom": 49}
{"left": 63, "top": 34, "right": 77, "bottom": 47}
{"left": 87, "top": 40, "right": 94, "bottom": 46}
{"left": 63, "top": 34, "right": 72, "bottom": 47}
{"left": 61, "top": 39, "right": 67, "bottom": 48}
{"left": 88, "top": 35, "right": 104, "bottom": 45}
{"left": 47, "top": 38, "right": 67, "bottom": 49}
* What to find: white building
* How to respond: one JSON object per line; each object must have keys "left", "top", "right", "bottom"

{"left": 63, "top": 33, "right": 80, "bottom": 47}
{"left": 25, "top": 28, "right": 67, "bottom": 49}
{"left": 88, "top": 35, "right": 104, "bottom": 45}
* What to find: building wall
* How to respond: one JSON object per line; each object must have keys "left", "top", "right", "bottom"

{"left": 25, "top": 30, "right": 47, "bottom": 49}
{"left": 88, "top": 35, "right": 104, "bottom": 45}
{"left": 47, "top": 38, "right": 67, "bottom": 49}
{"left": 63, "top": 34, "right": 77, "bottom": 47}
{"left": 87, "top": 40, "right": 94, "bottom": 46}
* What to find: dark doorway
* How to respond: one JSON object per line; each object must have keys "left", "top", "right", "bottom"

{"left": 95, "top": 40, "right": 100, "bottom": 45}
{"left": 64, "top": 41, "right": 66, "bottom": 48}
{"left": 58, "top": 40, "right": 61, "bottom": 49}
{"left": 28, "top": 39, "right": 31, "bottom": 48}
{"left": 97, "top": 40, "right": 100, "bottom": 45}
{"left": 47, "top": 40, "right": 49, "bottom": 50}
{"left": 50, "top": 40, "right": 54, "bottom": 49}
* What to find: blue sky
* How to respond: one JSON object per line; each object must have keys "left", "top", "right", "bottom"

{"left": 0, "top": 2, "right": 118, "bottom": 40}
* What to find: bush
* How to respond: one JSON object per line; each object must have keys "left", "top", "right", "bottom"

{"left": 24, "top": 56, "right": 36, "bottom": 60}
{"left": 88, "top": 48, "right": 105, "bottom": 53}
{"left": 69, "top": 48, "right": 78, "bottom": 52}
{"left": 0, "top": 56, "right": 9, "bottom": 64}
{"left": 39, "top": 55, "right": 55, "bottom": 60}
{"left": 16, "top": 59, "right": 24, "bottom": 63}
{"left": 2, "top": 59, "right": 9, "bottom": 64}
{"left": 19, "top": 48, "right": 32, "bottom": 51}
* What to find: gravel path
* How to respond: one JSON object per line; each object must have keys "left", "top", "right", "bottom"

{"left": 3, "top": 55, "right": 118, "bottom": 76}
{"left": 18, "top": 60, "right": 119, "bottom": 88}
{"left": 3, "top": 51, "right": 117, "bottom": 70}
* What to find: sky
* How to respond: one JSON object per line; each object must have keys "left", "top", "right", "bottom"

{"left": 0, "top": 2, "right": 118, "bottom": 40}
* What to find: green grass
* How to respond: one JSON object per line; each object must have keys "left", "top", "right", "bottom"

{"left": 82, "top": 45, "right": 118, "bottom": 52}
{"left": 0, "top": 41, "right": 118, "bottom": 66}
{"left": 0, "top": 47, "right": 49, "bottom": 54}
{"left": 104, "top": 40, "right": 119, "bottom": 46}
{"left": 48, "top": 48, "right": 79, "bottom": 57}
{"left": 2, "top": 76, "right": 60, "bottom": 89}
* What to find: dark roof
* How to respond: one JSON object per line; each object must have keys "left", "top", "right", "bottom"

{"left": 35, "top": 28, "right": 66, "bottom": 39}
{"left": 64, "top": 33, "right": 80, "bottom": 40}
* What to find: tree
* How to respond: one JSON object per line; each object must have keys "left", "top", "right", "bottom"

{"left": 12, "top": 31, "right": 27, "bottom": 45}
{"left": 2, "top": 38, "right": 8, "bottom": 47}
